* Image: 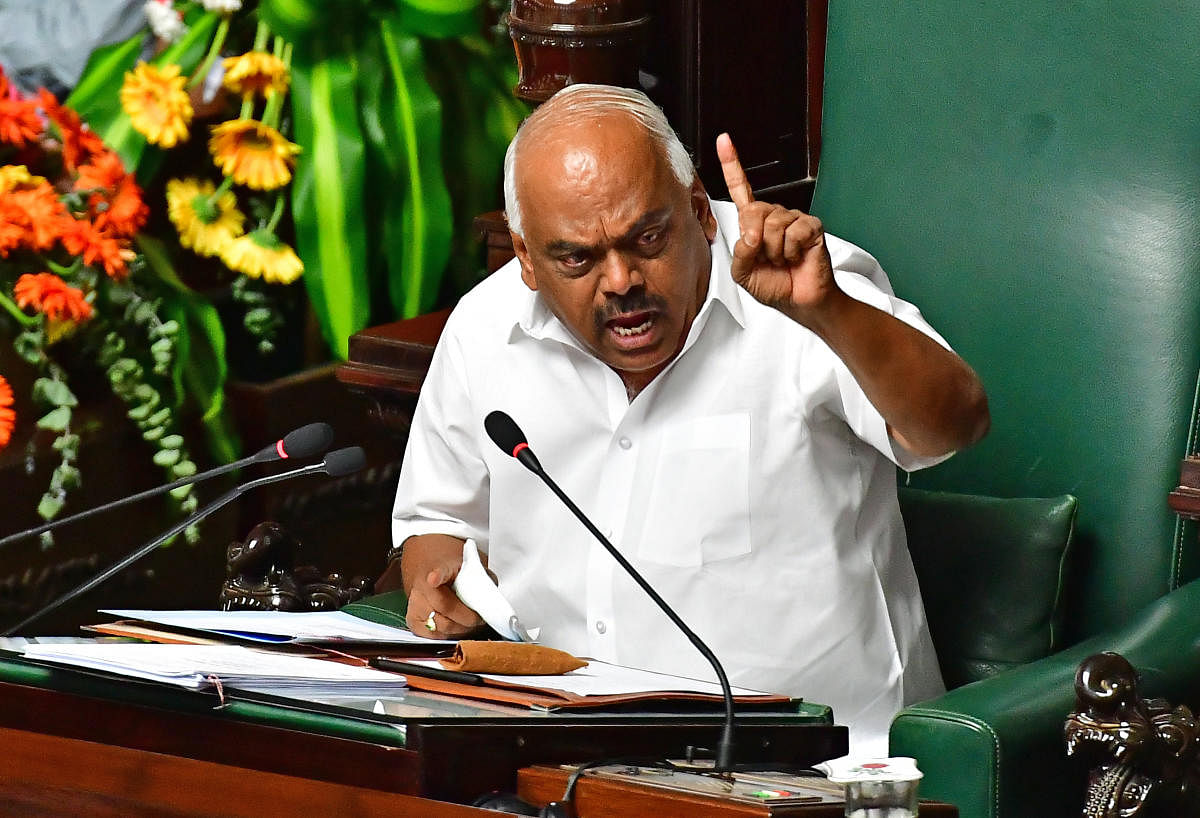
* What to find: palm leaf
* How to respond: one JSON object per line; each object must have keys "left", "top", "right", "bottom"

{"left": 378, "top": 19, "right": 453, "bottom": 318}
{"left": 289, "top": 41, "right": 370, "bottom": 359}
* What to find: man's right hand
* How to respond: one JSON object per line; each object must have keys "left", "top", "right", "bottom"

{"left": 399, "top": 533, "right": 488, "bottom": 639}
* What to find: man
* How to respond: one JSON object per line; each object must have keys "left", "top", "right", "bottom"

{"left": 378, "top": 84, "right": 989, "bottom": 753}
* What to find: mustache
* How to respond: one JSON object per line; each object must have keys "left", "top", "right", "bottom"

{"left": 593, "top": 289, "right": 666, "bottom": 328}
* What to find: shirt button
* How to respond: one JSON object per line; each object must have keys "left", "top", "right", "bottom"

{"left": 618, "top": 437, "right": 632, "bottom": 450}
{"left": 595, "top": 620, "right": 607, "bottom": 634}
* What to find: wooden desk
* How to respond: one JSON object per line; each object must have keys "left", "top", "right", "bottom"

{"left": 337, "top": 308, "right": 450, "bottom": 438}
{"left": 1168, "top": 455, "right": 1200, "bottom": 519}
{"left": 0, "top": 654, "right": 844, "bottom": 815}
{"left": 518, "top": 764, "right": 959, "bottom": 817}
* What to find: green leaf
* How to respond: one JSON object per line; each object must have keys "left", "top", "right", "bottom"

{"left": 37, "top": 407, "right": 72, "bottom": 432}
{"left": 132, "top": 383, "right": 159, "bottom": 406}
{"left": 393, "top": 0, "right": 483, "bottom": 38}
{"left": 146, "top": 407, "right": 172, "bottom": 428}
{"left": 65, "top": 31, "right": 147, "bottom": 135}
{"left": 290, "top": 41, "right": 370, "bottom": 358}
{"left": 14, "top": 329, "right": 45, "bottom": 366}
{"left": 51, "top": 433, "right": 81, "bottom": 452}
{"left": 153, "top": 448, "right": 182, "bottom": 468}
{"left": 257, "top": 0, "right": 336, "bottom": 43}
{"left": 376, "top": 21, "right": 454, "bottom": 318}
{"left": 421, "top": 37, "right": 525, "bottom": 294}
{"left": 52, "top": 464, "right": 82, "bottom": 491}
{"left": 33, "top": 378, "right": 78, "bottom": 408}
{"left": 171, "top": 460, "right": 197, "bottom": 479}
{"left": 37, "top": 493, "right": 66, "bottom": 521}
{"left": 160, "top": 292, "right": 240, "bottom": 464}
{"left": 137, "top": 234, "right": 240, "bottom": 465}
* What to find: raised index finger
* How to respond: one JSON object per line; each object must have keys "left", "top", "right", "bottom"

{"left": 716, "top": 132, "right": 755, "bottom": 208}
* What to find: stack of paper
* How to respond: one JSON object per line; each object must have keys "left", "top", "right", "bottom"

{"left": 22, "top": 642, "right": 409, "bottom": 693}
{"left": 97, "top": 609, "right": 458, "bottom": 646}
{"left": 396, "top": 658, "right": 794, "bottom": 711}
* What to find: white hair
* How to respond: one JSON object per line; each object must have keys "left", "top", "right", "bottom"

{"left": 502, "top": 84, "right": 696, "bottom": 237}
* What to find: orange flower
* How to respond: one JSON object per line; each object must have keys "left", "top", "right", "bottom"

{"left": 0, "top": 217, "right": 21, "bottom": 256}
{"left": 208, "top": 119, "right": 299, "bottom": 190}
{"left": 14, "top": 273, "right": 93, "bottom": 322}
{"left": 0, "top": 182, "right": 71, "bottom": 254}
{"left": 38, "top": 90, "right": 105, "bottom": 172}
{"left": 75, "top": 150, "right": 125, "bottom": 191}
{"left": 0, "top": 373, "right": 14, "bottom": 452}
{"left": 76, "top": 151, "right": 149, "bottom": 237}
{"left": 58, "top": 220, "right": 134, "bottom": 279}
{"left": 96, "top": 174, "right": 150, "bottom": 238}
{"left": 0, "top": 71, "right": 42, "bottom": 147}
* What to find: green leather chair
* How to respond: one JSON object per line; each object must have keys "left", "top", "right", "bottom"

{"left": 809, "top": 3, "right": 1200, "bottom": 816}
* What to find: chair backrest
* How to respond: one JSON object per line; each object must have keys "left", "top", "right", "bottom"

{"left": 810, "top": 1, "right": 1200, "bottom": 645}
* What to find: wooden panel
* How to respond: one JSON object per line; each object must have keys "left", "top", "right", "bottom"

{"left": 0, "top": 725, "right": 489, "bottom": 818}
{"left": 0, "top": 679, "right": 420, "bottom": 793}
{"left": 643, "top": 0, "right": 824, "bottom": 210}
{"left": 518, "top": 764, "right": 959, "bottom": 818}
{"left": 1169, "top": 455, "right": 1200, "bottom": 519}
{"left": 411, "top": 721, "right": 846, "bottom": 803}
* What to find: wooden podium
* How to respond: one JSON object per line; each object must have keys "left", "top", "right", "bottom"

{"left": 0, "top": 651, "right": 846, "bottom": 815}
{"left": 518, "top": 763, "right": 960, "bottom": 817}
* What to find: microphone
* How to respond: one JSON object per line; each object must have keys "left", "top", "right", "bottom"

{"left": 484, "top": 410, "right": 739, "bottom": 771}
{"left": 0, "top": 422, "right": 335, "bottom": 549}
{"left": 1, "top": 446, "right": 366, "bottom": 637}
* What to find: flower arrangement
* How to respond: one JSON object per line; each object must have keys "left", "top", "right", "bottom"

{"left": 0, "top": 65, "right": 204, "bottom": 538}
{"left": 0, "top": 0, "right": 524, "bottom": 541}
{"left": 0, "top": 0, "right": 306, "bottom": 541}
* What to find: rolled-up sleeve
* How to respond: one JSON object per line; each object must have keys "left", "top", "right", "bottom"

{"left": 391, "top": 321, "right": 492, "bottom": 554}
{"left": 824, "top": 241, "right": 956, "bottom": 473}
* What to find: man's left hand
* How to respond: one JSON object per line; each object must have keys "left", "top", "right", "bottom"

{"left": 717, "top": 132, "right": 836, "bottom": 323}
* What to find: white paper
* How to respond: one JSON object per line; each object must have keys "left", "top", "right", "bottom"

{"left": 402, "top": 658, "right": 776, "bottom": 698}
{"left": 101, "top": 609, "right": 457, "bottom": 645}
{"left": 451, "top": 539, "right": 537, "bottom": 642}
{"left": 22, "top": 642, "right": 408, "bottom": 692}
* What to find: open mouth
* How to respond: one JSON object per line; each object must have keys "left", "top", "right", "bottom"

{"left": 606, "top": 311, "right": 658, "bottom": 346}
{"left": 613, "top": 317, "right": 653, "bottom": 336}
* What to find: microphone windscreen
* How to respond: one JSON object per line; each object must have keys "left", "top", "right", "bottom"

{"left": 485, "top": 411, "right": 527, "bottom": 457}
{"left": 322, "top": 446, "right": 366, "bottom": 477}
{"left": 282, "top": 422, "right": 334, "bottom": 458}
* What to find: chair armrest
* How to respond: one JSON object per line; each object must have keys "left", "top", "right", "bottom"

{"left": 890, "top": 576, "right": 1200, "bottom": 818}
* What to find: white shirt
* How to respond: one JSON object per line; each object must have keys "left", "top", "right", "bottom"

{"left": 392, "top": 200, "right": 950, "bottom": 754}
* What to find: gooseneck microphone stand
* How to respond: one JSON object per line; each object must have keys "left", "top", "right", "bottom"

{"left": 3, "top": 447, "right": 365, "bottom": 637}
{"left": 485, "top": 411, "right": 737, "bottom": 772}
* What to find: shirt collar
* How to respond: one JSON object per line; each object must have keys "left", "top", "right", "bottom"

{"left": 513, "top": 198, "right": 747, "bottom": 348}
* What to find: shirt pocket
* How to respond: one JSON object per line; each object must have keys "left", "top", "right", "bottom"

{"left": 637, "top": 413, "right": 752, "bottom": 567}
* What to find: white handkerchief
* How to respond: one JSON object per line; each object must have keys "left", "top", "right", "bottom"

{"left": 452, "top": 539, "right": 538, "bottom": 642}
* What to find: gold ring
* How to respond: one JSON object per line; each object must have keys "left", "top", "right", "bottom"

{"left": 424, "top": 611, "right": 437, "bottom": 632}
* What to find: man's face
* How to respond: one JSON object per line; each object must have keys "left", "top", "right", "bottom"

{"left": 511, "top": 117, "right": 717, "bottom": 391}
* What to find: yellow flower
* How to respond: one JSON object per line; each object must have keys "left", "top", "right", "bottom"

{"left": 221, "top": 230, "right": 303, "bottom": 284}
{"left": 222, "top": 52, "right": 290, "bottom": 99}
{"left": 166, "top": 177, "right": 245, "bottom": 257}
{"left": 119, "top": 62, "right": 193, "bottom": 148}
{"left": 208, "top": 120, "right": 300, "bottom": 191}
{"left": 0, "top": 165, "right": 46, "bottom": 193}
